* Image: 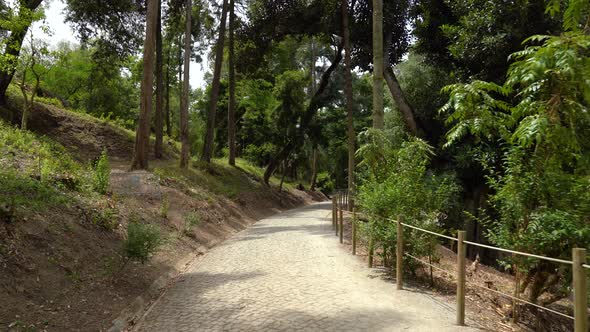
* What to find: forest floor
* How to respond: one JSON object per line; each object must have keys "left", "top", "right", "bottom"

{"left": 336, "top": 211, "right": 576, "bottom": 332}
{"left": 0, "top": 98, "right": 325, "bottom": 331}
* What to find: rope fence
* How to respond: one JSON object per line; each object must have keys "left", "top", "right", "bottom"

{"left": 403, "top": 252, "right": 456, "bottom": 279}
{"left": 331, "top": 191, "right": 588, "bottom": 332}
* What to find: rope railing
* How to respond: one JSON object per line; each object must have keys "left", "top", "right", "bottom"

{"left": 463, "top": 240, "right": 573, "bottom": 265}
{"left": 404, "top": 250, "right": 576, "bottom": 320}
{"left": 403, "top": 252, "right": 456, "bottom": 279}
{"left": 331, "top": 193, "right": 588, "bottom": 332}
{"left": 394, "top": 219, "right": 457, "bottom": 242}
{"left": 467, "top": 282, "right": 575, "bottom": 320}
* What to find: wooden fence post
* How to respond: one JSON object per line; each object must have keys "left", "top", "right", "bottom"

{"left": 345, "top": 190, "right": 348, "bottom": 210}
{"left": 334, "top": 194, "right": 342, "bottom": 236}
{"left": 573, "top": 248, "right": 588, "bottom": 332}
{"left": 332, "top": 196, "right": 336, "bottom": 229}
{"left": 396, "top": 218, "right": 403, "bottom": 290}
{"left": 339, "top": 203, "right": 344, "bottom": 243}
{"left": 456, "top": 230, "right": 466, "bottom": 326}
{"left": 352, "top": 209, "right": 357, "bottom": 255}
{"left": 368, "top": 235, "right": 374, "bottom": 268}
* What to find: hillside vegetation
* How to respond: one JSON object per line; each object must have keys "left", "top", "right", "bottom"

{"left": 0, "top": 97, "right": 322, "bottom": 331}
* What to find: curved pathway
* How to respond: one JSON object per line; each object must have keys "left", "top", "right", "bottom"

{"left": 134, "top": 202, "right": 478, "bottom": 331}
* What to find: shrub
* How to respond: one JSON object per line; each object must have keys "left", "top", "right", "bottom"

{"left": 159, "top": 194, "right": 169, "bottom": 218}
{"left": 92, "top": 208, "right": 118, "bottom": 231}
{"left": 183, "top": 211, "right": 201, "bottom": 237}
{"left": 123, "top": 220, "right": 163, "bottom": 264}
{"left": 315, "top": 172, "right": 334, "bottom": 194}
{"left": 93, "top": 149, "right": 110, "bottom": 194}
{"left": 356, "top": 131, "right": 460, "bottom": 274}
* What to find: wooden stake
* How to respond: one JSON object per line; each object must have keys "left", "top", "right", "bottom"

{"left": 335, "top": 196, "right": 339, "bottom": 236}
{"left": 457, "top": 230, "right": 466, "bottom": 326}
{"left": 339, "top": 204, "right": 344, "bottom": 243}
{"left": 352, "top": 209, "right": 357, "bottom": 255}
{"left": 368, "top": 236, "right": 374, "bottom": 268}
{"left": 573, "top": 248, "right": 588, "bottom": 332}
{"left": 332, "top": 196, "right": 336, "bottom": 229}
{"left": 396, "top": 218, "right": 403, "bottom": 290}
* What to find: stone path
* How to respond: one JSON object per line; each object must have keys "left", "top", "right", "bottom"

{"left": 134, "top": 202, "right": 479, "bottom": 331}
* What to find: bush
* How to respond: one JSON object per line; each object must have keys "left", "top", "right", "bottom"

{"left": 123, "top": 220, "right": 163, "bottom": 264}
{"left": 92, "top": 208, "right": 118, "bottom": 231}
{"left": 93, "top": 149, "right": 110, "bottom": 194}
{"left": 183, "top": 211, "right": 201, "bottom": 237}
{"left": 315, "top": 172, "right": 334, "bottom": 194}
{"left": 243, "top": 143, "right": 276, "bottom": 166}
{"left": 159, "top": 195, "right": 169, "bottom": 218}
{"left": 356, "top": 131, "right": 460, "bottom": 274}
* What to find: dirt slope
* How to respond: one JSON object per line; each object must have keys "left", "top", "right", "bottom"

{"left": 0, "top": 99, "right": 326, "bottom": 331}
{"left": 0, "top": 99, "right": 178, "bottom": 162}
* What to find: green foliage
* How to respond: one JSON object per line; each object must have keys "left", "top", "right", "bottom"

{"left": 0, "top": 119, "right": 89, "bottom": 192}
{"left": 183, "top": 211, "right": 201, "bottom": 237}
{"left": 422, "top": 0, "right": 560, "bottom": 82}
{"left": 315, "top": 172, "right": 334, "bottom": 194}
{"left": 0, "top": 2, "right": 45, "bottom": 74}
{"left": 0, "top": 170, "right": 68, "bottom": 211}
{"left": 160, "top": 195, "right": 170, "bottom": 219}
{"left": 387, "top": 53, "right": 455, "bottom": 146}
{"left": 93, "top": 149, "right": 110, "bottom": 194}
{"left": 40, "top": 43, "right": 140, "bottom": 128}
{"left": 441, "top": 3, "right": 590, "bottom": 302}
{"left": 92, "top": 207, "right": 118, "bottom": 231}
{"left": 123, "top": 219, "right": 163, "bottom": 264}
{"left": 356, "top": 130, "right": 460, "bottom": 273}
{"left": 243, "top": 142, "right": 276, "bottom": 166}
{"left": 154, "top": 158, "right": 296, "bottom": 199}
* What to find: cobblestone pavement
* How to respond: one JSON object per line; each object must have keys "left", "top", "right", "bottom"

{"left": 135, "top": 202, "right": 479, "bottom": 331}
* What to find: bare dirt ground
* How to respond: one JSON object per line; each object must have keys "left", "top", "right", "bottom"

{"left": 0, "top": 168, "right": 323, "bottom": 332}
{"left": 0, "top": 101, "right": 325, "bottom": 331}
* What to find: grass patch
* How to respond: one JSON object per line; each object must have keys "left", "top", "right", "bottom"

{"left": 153, "top": 157, "right": 304, "bottom": 199}
{"left": 182, "top": 211, "right": 201, "bottom": 237}
{"left": 0, "top": 170, "right": 70, "bottom": 210}
{"left": 0, "top": 118, "right": 113, "bottom": 214}
{"left": 0, "top": 119, "right": 87, "bottom": 210}
{"left": 154, "top": 158, "right": 261, "bottom": 198}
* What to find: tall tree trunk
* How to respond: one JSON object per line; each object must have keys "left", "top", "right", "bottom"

{"left": 201, "top": 0, "right": 229, "bottom": 163}
{"left": 308, "top": 38, "right": 317, "bottom": 190}
{"left": 227, "top": 0, "right": 236, "bottom": 166}
{"left": 384, "top": 67, "right": 418, "bottom": 136}
{"left": 165, "top": 46, "right": 172, "bottom": 137}
{"left": 372, "top": 0, "right": 384, "bottom": 129}
{"left": 342, "top": 0, "right": 355, "bottom": 209}
{"left": 19, "top": 64, "right": 31, "bottom": 130}
{"left": 310, "top": 37, "right": 317, "bottom": 95}
{"left": 154, "top": 0, "right": 164, "bottom": 159}
{"left": 179, "top": 0, "right": 192, "bottom": 168}
{"left": 263, "top": 43, "right": 344, "bottom": 185}
{"left": 131, "top": 0, "right": 158, "bottom": 170}
{"left": 0, "top": 0, "right": 44, "bottom": 104}
{"left": 310, "top": 147, "right": 318, "bottom": 190}
{"left": 383, "top": 32, "right": 419, "bottom": 136}
{"left": 279, "top": 160, "right": 288, "bottom": 192}
{"left": 177, "top": 35, "right": 183, "bottom": 139}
